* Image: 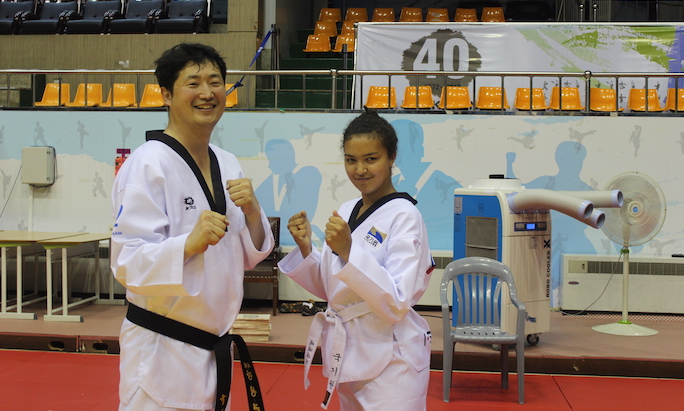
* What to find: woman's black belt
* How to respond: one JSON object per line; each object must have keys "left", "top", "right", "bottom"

{"left": 125, "top": 303, "right": 265, "bottom": 411}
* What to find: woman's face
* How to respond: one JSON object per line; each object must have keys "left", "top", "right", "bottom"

{"left": 344, "top": 133, "right": 395, "bottom": 204}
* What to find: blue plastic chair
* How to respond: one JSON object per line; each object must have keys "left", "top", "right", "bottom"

{"left": 441, "top": 256, "right": 526, "bottom": 404}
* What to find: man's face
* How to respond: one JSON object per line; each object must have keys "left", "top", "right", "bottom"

{"left": 162, "top": 61, "right": 226, "bottom": 131}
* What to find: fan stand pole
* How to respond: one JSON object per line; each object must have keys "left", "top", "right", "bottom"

{"left": 592, "top": 248, "right": 658, "bottom": 336}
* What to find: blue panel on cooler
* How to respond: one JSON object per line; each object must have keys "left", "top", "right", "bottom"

{"left": 453, "top": 194, "right": 503, "bottom": 328}
{"left": 453, "top": 194, "right": 503, "bottom": 261}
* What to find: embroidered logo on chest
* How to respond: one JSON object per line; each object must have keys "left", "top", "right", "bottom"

{"left": 363, "top": 226, "right": 387, "bottom": 250}
{"left": 184, "top": 196, "right": 196, "bottom": 210}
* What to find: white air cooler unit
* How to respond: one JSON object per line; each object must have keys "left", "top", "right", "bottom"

{"left": 454, "top": 176, "right": 621, "bottom": 344}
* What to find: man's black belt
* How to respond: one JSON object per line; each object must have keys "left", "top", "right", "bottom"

{"left": 126, "top": 303, "right": 265, "bottom": 411}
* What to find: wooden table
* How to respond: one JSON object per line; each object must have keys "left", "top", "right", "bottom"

{"left": 0, "top": 231, "right": 80, "bottom": 320}
{"left": 39, "top": 232, "right": 116, "bottom": 322}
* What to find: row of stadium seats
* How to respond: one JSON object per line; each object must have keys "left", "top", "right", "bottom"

{"left": 365, "top": 85, "right": 684, "bottom": 112}
{"left": 0, "top": 0, "right": 226, "bottom": 34}
{"left": 34, "top": 82, "right": 238, "bottom": 108}
{"left": 316, "top": 2, "right": 554, "bottom": 24}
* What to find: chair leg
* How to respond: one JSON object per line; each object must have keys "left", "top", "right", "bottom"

{"left": 500, "top": 344, "right": 509, "bottom": 389}
{"left": 517, "top": 342, "right": 525, "bottom": 404}
{"left": 272, "top": 279, "right": 278, "bottom": 316}
{"left": 443, "top": 342, "right": 454, "bottom": 402}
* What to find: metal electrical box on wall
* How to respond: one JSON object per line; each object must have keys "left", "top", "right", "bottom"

{"left": 21, "top": 146, "right": 55, "bottom": 185}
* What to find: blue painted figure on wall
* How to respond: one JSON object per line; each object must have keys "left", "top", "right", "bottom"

{"left": 391, "top": 119, "right": 462, "bottom": 250}
{"left": 255, "top": 138, "right": 325, "bottom": 245}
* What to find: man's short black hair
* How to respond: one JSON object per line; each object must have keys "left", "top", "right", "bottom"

{"left": 154, "top": 43, "right": 227, "bottom": 93}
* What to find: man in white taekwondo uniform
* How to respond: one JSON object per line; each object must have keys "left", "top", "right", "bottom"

{"left": 111, "top": 43, "right": 274, "bottom": 411}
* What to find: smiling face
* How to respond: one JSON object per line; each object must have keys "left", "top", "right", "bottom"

{"left": 344, "top": 133, "right": 396, "bottom": 206}
{"left": 162, "top": 61, "right": 226, "bottom": 138}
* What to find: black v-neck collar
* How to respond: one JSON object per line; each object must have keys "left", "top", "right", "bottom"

{"left": 348, "top": 192, "right": 417, "bottom": 233}
{"left": 146, "top": 130, "right": 227, "bottom": 215}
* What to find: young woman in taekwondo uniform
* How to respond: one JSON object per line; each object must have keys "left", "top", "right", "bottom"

{"left": 278, "top": 110, "right": 435, "bottom": 411}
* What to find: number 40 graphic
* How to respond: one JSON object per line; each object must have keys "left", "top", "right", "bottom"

{"left": 413, "top": 38, "right": 470, "bottom": 79}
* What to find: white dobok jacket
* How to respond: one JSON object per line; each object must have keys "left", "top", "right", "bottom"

{"left": 111, "top": 131, "right": 274, "bottom": 410}
{"left": 279, "top": 193, "right": 434, "bottom": 384}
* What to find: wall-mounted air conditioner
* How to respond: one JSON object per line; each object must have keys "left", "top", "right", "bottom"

{"left": 562, "top": 254, "right": 684, "bottom": 314}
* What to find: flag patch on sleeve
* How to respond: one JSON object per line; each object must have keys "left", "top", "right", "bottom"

{"left": 363, "top": 226, "right": 387, "bottom": 250}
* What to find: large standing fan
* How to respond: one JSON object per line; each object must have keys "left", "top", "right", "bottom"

{"left": 593, "top": 172, "right": 666, "bottom": 336}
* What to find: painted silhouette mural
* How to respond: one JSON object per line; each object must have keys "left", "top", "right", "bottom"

{"left": 391, "top": 119, "right": 462, "bottom": 250}
{"left": 255, "top": 139, "right": 324, "bottom": 245}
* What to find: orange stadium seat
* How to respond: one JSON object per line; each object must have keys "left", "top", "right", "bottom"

{"left": 589, "top": 87, "right": 622, "bottom": 112}
{"left": 476, "top": 86, "right": 510, "bottom": 109}
{"left": 549, "top": 87, "right": 584, "bottom": 110}
{"left": 345, "top": 7, "right": 368, "bottom": 23}
{"left": 482, "top": 6, "right": 506, "bottom": 22}
{"left": 102, "top": 83, "right": 137, "bottom": 108}
{"left": 65, "top": 83, "right": 104, "bottom": 107}
{"left": 455, "top": 8, "right": 478, "bottom": 22}
{"left": 225, "top": 84, "right": 238, "bottom": 108}
{"left": 303, "top": 35, "right": 331, "bottom": 52}
{"left": 665, "top": 88, "right": 684, "bottom": 111}
{"left": 399, "top": 7, "right": 423, "bottom": 22}
{"left": 332, "top": 34, "right": 355, "bottom": 52}
{"left": 514, "top": 88, "right": 548, "bottom": 110}
{"left": 139, "top": 84, "right": 165, "bottom": 108}
{"left": 365, "top": 86, "right": 397, "bottom": 108}
{"left": 426, "top": 8, "right": 450, "bottom": 22}
{"left": 627, "top": 88, "right": 664, "bottom": 112}
{"left": 35, "top": 83, "right": 70, "bottom": 107}
{"left": 438, "top": 86, "right": 472, "bottom": 109}
{"left": 318, "top": 7, "right": 341, "bottom": 22}
{"left": 313, "top": 20, "right": 337, "bottom": 38}
{"left": 401, "top": 86, "right": 435, "bottom": 108}
{"left": 372, "top": 8, "right": 395, "bottom": 22}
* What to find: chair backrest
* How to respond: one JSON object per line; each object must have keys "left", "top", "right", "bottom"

{"left": 81, "top": 0, "right": 121, "bottom": 20}
{"left": 332, "top": 33, "right": 355, "bottom": 53}
{"left": 438, "top": 86, "right": 471, "bottom": 109}
{"left": 345, "top": 7, "right": 367, "bottom": 22}
{"left": 139, "top": 83, "right": 164, "bottom": 107}
{"left": 426, "top": 8, "right": 449, "bottom": 22}
{"left": 0, "top": 1, "right": 35, "bottom": 20}
{"left": 399, "top": 7, "right": 422, "bottom": 22}
{"left": 549, "top": 86, "right": 584, "bottom": 110}
{"left": 371, "top": 7, "right": 394, "bottom": 22}
{"left": 266, "top": 216, "right": 280, "bottom": 260}
{"left": 65, "top": 83, "right": 103, "bottom": 107}
{"left": 589, "top": 87, "right": 621, "bottom": 112}
{"left": 36, "top": 0, "right": 77, "bottom": 20}
{"left": 167, "top": 0, "right": 206, "bottom": 18}
{"left": 665, "top": 88, "right": 684, "bottom": 111}
{"left": 318, "top": 7, "right": 340, "bottom": 22}
{"left": 340, "top": 19, "right": 354, "bottom": 36}
{"left": 441, "top": 257, "right": 520, "bottom": 331}
{"left": 627, "top": 88, "right": 664, "bottom": 112}
{"left": 313, "top": 19, "right": 336, "bottom": 37}
{"left": 102, "top": 83, "right": 136, "bottom": 107}
{"left": 225, "top": 83, "right": 238, "bottom": 108}
{"left": 476, "top": 86, "right": 509, "bottom": 109}
{"left": 209, "top": 0, "right": 226, "bottom": 24}
{"left": 302, "top": 34, "right": 330, "bottom": 52}
{"left": 481, "top": 6, "right": 505, "bottom": 21}
{"left": 514, "top": 87, "right": 548, "bottom": 110}
{"left": 455, "top": 8, "right": 477, "bottom": 22}
{"left": 35, "top": 82, "right": 70, "bottom": 106}
{"left": 365, "top": 86, "right": 396, "bottom": 108}
{"left": 126, "top": 0, "right": 165, "bottom": 18}
{"left": 401, "top": 86, "right": 434, "bottom": 108}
